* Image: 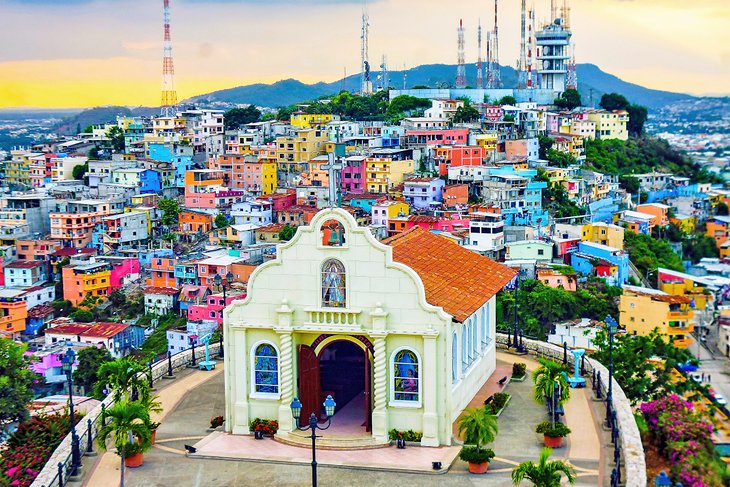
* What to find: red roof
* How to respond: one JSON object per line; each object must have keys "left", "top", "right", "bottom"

{"left": 5, "top": 260, "right": 44, "bottom": 269}
{"left": 387, "top": 227, "right": 517, "bottom": 322}
{"left": 46, "top": 322, "right": 131, "bottom": 338}
{"left": 408, "top": 215, "right": 440, "bottom": 224}
{"left": 144, "top": 287, "right": 179, "bottom": 296}
{"left": 28, "top": 304, "right": 54, "bottom": 319}
{"left": 405, "top": 177, "right": 439, "bottom": 184}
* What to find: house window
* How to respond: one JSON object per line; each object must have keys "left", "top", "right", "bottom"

{"left": 321, "top": 259, "right": 346, "bottom": 308}
{"left": 391, "top": 348, "right": 420, "bottom": 405}
{"left": 452, "top": 332, "right": 459, "bottom": 383}
{"left": 251, "top": 342, "right": 279, "bottom": 397}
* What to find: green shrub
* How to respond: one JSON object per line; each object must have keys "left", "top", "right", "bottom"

{"left": 535, "top": 422, "right": 571, "bottom": 438}
{"left": 512, "top": 363, "right": 527, "bottom": 378}
{"left": 485, "top": 392, "right": 511, "bottom": 415}
{"left": 388, "top": 429, "right": 423, "bottom": 442}
{"left": 458, "top": 446, "right": 495, "bottom": 464}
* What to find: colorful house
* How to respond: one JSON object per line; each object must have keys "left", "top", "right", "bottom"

{"left": 179, "top": 210, "right": 215, "bottom": 235}
{"left": 44, "top": 321, "right": 145, "bottom": 358}
{"left": 581, "top": 222, "right": 625, "bottom": 250}
{"left": 365, "top": 158, "right": 415, "bottom": 194}
{"left": 187, "top": 290, "right": 246, "bottom": 325}
{"left": 670, "top": 213, "right": 697, "bottom": 235}
{"left": 443, "top": 184, "right": 469, "bottom": 208}
{"left": 0, "top": 289, "right": 29, "bottom": 337}
{"left": 505, "top": 240, "right": 554, "bottom": 262}
{"left": 706, "top": 216, "right": 730, "bottom": 248}
{"left": 144, "top": 287, "right": 180, "bottom": 316}
{"left": 178, "top": 285, "right": 210, "bottom": 317}
{"left": 403, "top": 178, "right": 445, "bottom": 210}
{"left": 147, "top": 256, "right": 177, "bottom": 288}
{"left": 570, "top": 241, "right": 629, "bottom": 286}
{"left": 536, "top": 266, "right": 577, "bottom": 291}
{"left": 371, "top": 201, "right": 409, "bottom": 230}
{"left": 4, "top": 260, "right": 48, "bottom": 287}
{"left": 636, "top": 203, "right": 670, "bottom": 228}
{"left": 62, "top": 260, "right": 112, "bottom": 306}
{"left": 619, "top": 285, "right": 694, "bottom": 348}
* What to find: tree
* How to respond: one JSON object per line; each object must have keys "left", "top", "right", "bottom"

{"left": 599, "top": 93, "right": 630, "bottom": 111}
{"left": 73, "top": 346, "right": 113, "bottom": 394}
{"left": 545, "top": 149, "right": 576, "bottom": 168}
{"left": 71, "top": 309, "right": 94, "bottom": 322}
{"left": 109, "top": 289, "right": 127, "bottom": 307}
{"left": 158, "top": 198, "right": 181, "bottom": 227}
{"left": 89, "top": 146, "right": 100, "bottom": 159}
{"left": 683, "top": 235, "right": 719, "bottom": 264}
{"left": 717, "top": 202, "right": 729, "bottom": 216}
{"left": 624, "top": 231, "right": 683, "bottom": 276}
{"left": 618, "top": 175, "right": 640, "bottom": 194}
{"left": 279, "top": 224, "right": 297, "bottom": 241}
{"left": 224, "top": 105, "right": 261, "bottom": 130}
{"left": 511, "top": 448, "right": 576, "bottom": 486}
{"left": 97, "top": 400, "right": 152, "bottom": 482}
{"left": 538, "top": 135, "right": 553, "bottom": 160}
{"left": 72, "top": 163, "right": 88, "bottom": 180}
{"left": 497, "top": 95, "right": 517, "bottom": 105}
{"left": 52, "top": 299, "right": 74, "bottom": 317}
{"left": 83, "top": 125, "right": 94, "bottom": 134}
{"left": 214, "top": 213, "right": 228, "bottom": 229}
{"left": 106, "top": 126, "right": 126, "bottom": 153}
{"left": 553, "top": 89, "right": 581, "bottom": 110}
{"left": 627, "top": 104, "right": 648, "bottom": 136}
{"left": 532, "top": 359, "right": 570, "bottom": 425}
{"left": 457, "top": 407, "right": 498, "bottom": 450}
{"left": 452, "top": 105, "right": 481, "bottom": 123}
{"left": 0, "top": 339, "right": 38, "bottom": 429}
{"left": 276, "top": 105, "right": 295, "bottom": 121}
{"left": 94, "top": 357, "right": 150, "bottom": 403}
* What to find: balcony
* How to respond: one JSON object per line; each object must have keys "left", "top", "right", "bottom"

{"left": 304, "top": 308, "right": 361, "bottom": 326}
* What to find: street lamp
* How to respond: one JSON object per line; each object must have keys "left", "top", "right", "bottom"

{"left": 61, "top": 347, "right": 81, "bottom": 478}
{"left": 605, "top": 315, "right": 618, "bottom": 426}
{"left": 290, "top": 395, "right": 337, "bottom": 487}
{"left": 512, "top": 269, "right": 527, "bottom": 352}
{"left": 214, "top": 271, "right": 235, "bottom": 302}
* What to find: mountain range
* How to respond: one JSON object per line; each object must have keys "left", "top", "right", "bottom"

{"left": 185, "top": 63, "right": 694, "bottom": 110}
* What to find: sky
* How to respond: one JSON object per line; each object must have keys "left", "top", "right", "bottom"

{"left": 0, "top": 0, "right": 728, "bottom": 108}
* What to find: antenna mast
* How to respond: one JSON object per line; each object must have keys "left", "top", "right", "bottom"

{"left": 476, "top": 21, "right": 484, "bottom": 90}
{"left": 455, "top": 19, "right": 467, "bottom": 88}
{"left": 360, "top": 4, "right": 372, "bottom": 95}
{"left": 160, "top": 0, "right": 177, "bottom": 117}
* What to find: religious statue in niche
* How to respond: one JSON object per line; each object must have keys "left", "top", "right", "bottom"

{"left": 321, "top": 220, "right": 346, "bottom": 247}
{"left": 321, "top": 259, "right": 346, "bottom": 308}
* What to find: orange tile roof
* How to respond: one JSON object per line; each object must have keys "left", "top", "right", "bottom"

{"left": 387, "top": 227, "right": 517, "bottom": 322}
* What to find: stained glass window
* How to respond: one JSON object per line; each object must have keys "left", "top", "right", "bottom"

{"left": 254, "top": 343, "right": 278, "bottom": 394}
{"left": 393, "top": 349, "right": 419, "bottom": 402}
{"left": 321, "top": 259, "right": 346, "bottom": 308}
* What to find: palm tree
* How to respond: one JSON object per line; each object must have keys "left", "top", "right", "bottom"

{"left": 94, "top": 357, "right": 150, "bottom": 403}
{"left": 511, "top": 448, "right": 576, "bottom": 486}
{"left": 97, "top": 401, "right": 152, "bottom": 481}
{"left": 457, "top": 407, "right": 499, "bottom": 452}
{"left": 532, "top": 358, "right": 570, "bottom": 426}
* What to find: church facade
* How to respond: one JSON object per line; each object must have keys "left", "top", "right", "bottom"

{"left": 223, "top": 208, "right": 515, "bottom": 446}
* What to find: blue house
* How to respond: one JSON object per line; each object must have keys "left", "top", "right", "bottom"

{"left": 139, "top": 248, "right": 174, "bottom": 268}
{"left": 570, "top": 241, "right": 629, "bottom": 286}
{"left": 140, "top": 169, "right": 162, "bottom": 194}
{"left": 148, "top": 142, "right": 193, "bottom": 188}
{"left": 342, "top": 194, "right": 382, "bottom": 214}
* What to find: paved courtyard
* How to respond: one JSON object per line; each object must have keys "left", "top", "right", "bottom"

{"left": 84, "top": 352, "right": 608, "bottom": 486}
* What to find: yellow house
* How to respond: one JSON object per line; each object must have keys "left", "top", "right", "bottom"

{"left": 586, "top": 110, "right": 629, "bottom": 141}
{"left": 276, "top": 129, "right": 328, "bottom": 167}
{"left": 670, "top": 213, "right": 697, "bottom": 235}
{"left": 656, "top": 268, "right": 712, "bottom": 312}
{"left": 581, "top": 222, "right": 625, "bottom": 250}
{"left": 290, "top": 112, "right": 334, "bottom": 129}
{"left": 365, "top": 158, "right": 415, "bottom": 194}
{"left": 474, "top": 133, "right": 498, "bottom": 155}
{"left": 619, "top": 285, "right": 694, "bottom": 348}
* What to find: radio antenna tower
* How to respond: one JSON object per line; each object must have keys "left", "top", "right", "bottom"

{"left": 527, "top": 6, "right": 535, "bottom": 89}
{"left": 476, "top": 21, "right": 484, "bottom": 89}
{"left": 455, "top": 19, "right": 467, "bottom": 88}
{"left": 517, "top": 0, "right": 527, "bottom": 89}
{"left": 379, "top": 55, "right": 389, "bottom": 91}
{"left": 486, "top": 0, "right": 501, "bottom": 88}
{"left": 161, "top": 0, "right": 177, "bottom": 117}
{"left": 403, "top": 64, "right": 408, "bottom": 90}
{"left": 566, "top": 43, "right": 578, "bottom": 90}
{"left": 360, "top": 4, "right": 372, "bottom": 95}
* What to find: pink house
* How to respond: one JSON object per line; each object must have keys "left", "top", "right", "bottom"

{"left": 405, "top": 215, "right": 470, "bottom": 233}
{"left": 187, "top": 291, "right": 246, "bottom": 325}
{"left": 341, "top": 156, "right": 367, "bottom": 194}
{"left": 184, "top": 189, "right": 245, "bottom": 210}
{"left": 27, "top": 348, "right": 76, "bottom": 386}
{"left": 536, "top": 267, "right": 577, "bottom": 292}
{"left": 257, "top": 190, "right": 296, "bottom": 212}
{"left": 106, "top": 257, "right": 141, "bottom": 290}
{"left": 404, "top": 128, "right": 469, "bottom": 146}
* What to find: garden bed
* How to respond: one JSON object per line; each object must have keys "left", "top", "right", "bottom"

{"left": 485, "top": 392, "right": 512, "bottom": 417}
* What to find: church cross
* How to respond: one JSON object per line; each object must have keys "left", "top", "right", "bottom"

{"left": 322, "top": 152, "right": 344, "bottom": 208}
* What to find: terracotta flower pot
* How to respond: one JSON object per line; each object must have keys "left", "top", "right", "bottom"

{"left": 151, "top": 430, "right": 157, "bottom": 445}
{"left": 468, "top": 461, "right": 490, "bottom": 474}
{"left": 124, "top": 452, "right": 144, "bottom": 468}
{"left": 544, "top": 435, "right": 564, "bottom": 448}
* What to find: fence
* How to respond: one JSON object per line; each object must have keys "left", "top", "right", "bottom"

{"left": 32, "top": 342, "right": 221, "bottom": 487}
{"left": 496, "top": 333, "right": 646, "bottom": 487}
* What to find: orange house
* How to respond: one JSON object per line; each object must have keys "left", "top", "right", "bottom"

{"left": 62, "top": 261, "right": 112, "bottom": 307}
{"left": 147, "top": 256, "right": 177, "bottom": 288}
{"left": 0, "top": 292, "right": 28, "bottom": 336}
{"left": 636, "top": 203, "right": 670, "bottom": 228}
{"left": 707, "top": 216, "right": 730, "bottom": 248}
{"left": 443, "top": 184, "right": 469, "bottom": 207}
{"left": 179, "top": 210, "right": 214, "bottom": 234}
{"left": 434, "top": 146, "right": 485, "bottom": 176}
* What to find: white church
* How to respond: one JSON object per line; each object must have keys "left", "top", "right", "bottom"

{"left": 223, "top": 208, "right": 515, "bottom": 447}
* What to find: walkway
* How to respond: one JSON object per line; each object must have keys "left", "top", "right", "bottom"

{"left": 84, "top": 353, "right": 607, "bottom": 487}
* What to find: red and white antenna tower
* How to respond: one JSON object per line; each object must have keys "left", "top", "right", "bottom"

{"left": 455, "top": 19, "right": 467, "bottom": 89}
{"left": 486, "top": 0, "right": 501, "bottom": 89}
{"left": 518, "top": 0, "right": 527, "bottom": 89}
{"left": 566, "top": 44, "right": 578, "bottom": 90}
{"left": 476, "top": 21, "right": 484, "bottom": 90}
{"left": 161, "top": 0, "right": 177, "bottom": 117}
{"left": 527, "top": 6, "right": 535, "bottom": 89}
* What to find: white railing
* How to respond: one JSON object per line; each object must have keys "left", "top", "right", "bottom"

{"left": 304, "top": 308, "right": 361, "bottom": 326}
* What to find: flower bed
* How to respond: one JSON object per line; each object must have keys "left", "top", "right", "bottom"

{"left": 0, "top": 413, "right": 78, "bottom": 487}
{"left": 511, "top": 363, "right": 527, "bottom": 381}
{"left": 387, "top": 429, "right": 423, "bottom": 443}
{"left": 484, "top": 392, "right": 511, "bottom": 416}
{"left": 639, "top": 394, "right": 725, "bottom": 486}
{"left": 249, "top": 418, "right": 278, "bottom": 437}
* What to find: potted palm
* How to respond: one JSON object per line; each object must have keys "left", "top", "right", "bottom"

{"left": 94, "top": 357, "right": 150, "bottom": 403}
{"left": 535, "top": 422, "right": 571, "bottom": 448}
{"left": 511, "top": 447, "right": 576, "bottom": 486}
{"left": 139, "top": 389, "right": 163, "bottom": 445}
{"left": 532, "top": 358, "right": 570, "bottom": 425}
{"left": 457, "top": 407, "right": 499, "bottom": 474}
{"left": 98, "top": 401, "right": 152, "bottom": 471}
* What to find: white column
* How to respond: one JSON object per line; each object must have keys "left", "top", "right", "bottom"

{"left": 232, "top": 329, "right": 249, "bottom": 435}
{"left": 370, "top": 332, "right": 388, "bottom": 442}
{"left": 421, "top": 334, "right": 440, "bottom": 447}
{"left": 276, "top": 330, "right": 295, "bottom": 433}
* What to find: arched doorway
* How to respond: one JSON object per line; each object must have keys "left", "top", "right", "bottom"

{"left": 297, "top": 338, "right": 371, "bottom": 434}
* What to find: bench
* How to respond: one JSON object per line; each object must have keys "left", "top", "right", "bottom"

{"left": 497, "top": 376, "right": 508, "bottom": 386}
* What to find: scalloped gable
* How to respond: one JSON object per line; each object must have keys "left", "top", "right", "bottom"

{"left": 387, "top": 227, "right": 517, "bottom": 322}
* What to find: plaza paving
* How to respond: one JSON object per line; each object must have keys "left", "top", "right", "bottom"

{"left": 83, "top": 352, "right": 607, "bottom": 486}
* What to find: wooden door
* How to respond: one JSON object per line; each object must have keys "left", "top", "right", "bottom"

{"left": 364, "top": 350, "right": 372, "bottom": 432}
{"left": 297, "top": 345, "right": 320, "bottom": 427}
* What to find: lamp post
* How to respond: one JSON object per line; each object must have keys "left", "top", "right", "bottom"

{"left": 290, "top": 395, "right": 337, "bottom": 487}
{"left": 214, "top": 271, "right": 234, "bottom": 358}
{"left": 61, "top": 347, "right": 81, "bottom": 478}
{"left": 513, "top": 269, "right": 526, "bottom": 352}
{"left": 605, "top": 315, "right": 618, "bottom": 426}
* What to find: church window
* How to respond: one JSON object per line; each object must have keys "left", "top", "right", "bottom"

{"left": 321, "top": 259, "right": 346, "bottom": 308}
{"left": 392, "top": 348, "right": 420, "bottom": 405}
{"left": 252, "top": 342, "right": 279, "bottom": 396}
{"left": 452, "top": 332, "right": 459, "bottom": 383}
{"left": 321, "top": 220, "right": 346, "bottom": 246}
{"left": 461, "top": 327, "right": 468, "bottom": 369}
{"left": 481, "top": 305, "right": 490, "bottom": 349}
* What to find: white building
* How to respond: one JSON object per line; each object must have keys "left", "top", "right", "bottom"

{"left": 465, "top": 212, "right": 505, "bottom": 255}
{"left": 144, "top": 287, "right": 179, "bottom": 316}
{"left": 166, "top": 320, "right": 219, "bottom": 355}
{"left": 548, "top": 318, "right": 601, "bottom": 350}
{"left": 231, "top": 200, "right": 273, "bottom": 226}
{"left": 51, "top": 155, "right": 87, "bottom": 182}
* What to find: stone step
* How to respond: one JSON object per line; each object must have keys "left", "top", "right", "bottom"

{"left": 275, "top": 432, "right": 390, "bottom": 450}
